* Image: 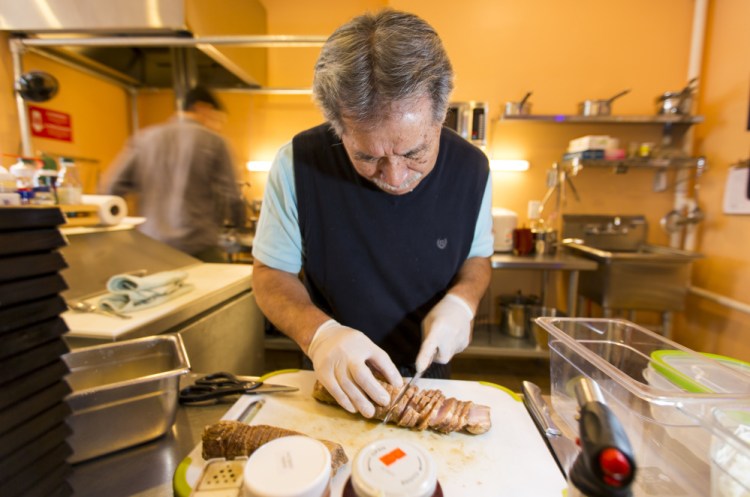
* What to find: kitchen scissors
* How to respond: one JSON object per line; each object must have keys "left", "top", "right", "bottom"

{"left": 178, "top": 371, "right": 298, "bottom": 405}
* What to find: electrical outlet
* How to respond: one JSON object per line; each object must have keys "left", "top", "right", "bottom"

{"left": 190, "top": 458, "right": 246, "bottom": 497}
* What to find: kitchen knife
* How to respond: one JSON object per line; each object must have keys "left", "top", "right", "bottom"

{"left": 382, "top": 352, "right": 435, "bottom": 424}
{"left": 381, "top": 370, "right": 421, "bottom": 424}
{"left": 522, "top": 380, "right": 580, "bottom": 477}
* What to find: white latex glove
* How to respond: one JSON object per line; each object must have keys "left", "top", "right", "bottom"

{"left": 306, "top": 320, "right": 403, "bottom": 418}
{"left": 415, "top": 293, "right": 474, "bottom": 373}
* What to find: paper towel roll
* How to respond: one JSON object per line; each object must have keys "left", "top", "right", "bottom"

{"left": 81, "top": 195, "right": 128, "bottom": 226}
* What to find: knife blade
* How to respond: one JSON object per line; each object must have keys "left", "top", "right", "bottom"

{"left": 522, "top": 380, "right": 580, "bottom": 477}
{"left": 382, "top": 351, "right": 435, "bottom": 424}
{"left": 382, "top": 369, "right": 422, "bottom": 424}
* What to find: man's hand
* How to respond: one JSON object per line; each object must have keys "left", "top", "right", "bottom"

{"left": 415, "top": 293, "right": 474, "bottom": 372}
{"left": 306, "top": 320, "right": 403, "bottom": 418}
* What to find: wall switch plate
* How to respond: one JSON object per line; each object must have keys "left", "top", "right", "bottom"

{"left": 722, "top": 166, "right": 750, "bottom": 215}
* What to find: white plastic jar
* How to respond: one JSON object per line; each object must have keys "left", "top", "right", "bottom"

{"left": 0, "top": 171, "right": 21, "bottom": 205}
{"left": 346, "top": 439, "right": 442, "bottom": 497}
{"left": 242, "top": 435, "right": 331, "bottom": 497}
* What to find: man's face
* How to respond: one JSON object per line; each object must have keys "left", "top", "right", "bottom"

{"left": 340, "top": 96, "right": 441, "bottom": 195}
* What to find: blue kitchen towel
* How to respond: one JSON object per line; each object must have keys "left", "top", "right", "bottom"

{"left": 97, "top": 270, "right": 194, "bottom": 313}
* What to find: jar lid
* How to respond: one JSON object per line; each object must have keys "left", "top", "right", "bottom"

{"left": 351, "top": 439, "right": 437, "bottom": 497}
{"left": 243, "top": 435, "right": 331, "bottom": 497}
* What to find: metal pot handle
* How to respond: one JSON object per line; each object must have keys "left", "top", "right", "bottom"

{"left": 607, "top": 88, "right": 630, "bottom": 103}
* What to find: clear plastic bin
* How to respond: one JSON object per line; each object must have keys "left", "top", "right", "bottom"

{"left": 535, "top": 317, "right": 750, "bottom": 497}
{"left": 707, "top": 404, "right": 750, "bottom": 497}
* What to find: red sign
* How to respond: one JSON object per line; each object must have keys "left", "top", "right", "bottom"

{"left": 28, "top": 105, "right": 73, "bottom": 142}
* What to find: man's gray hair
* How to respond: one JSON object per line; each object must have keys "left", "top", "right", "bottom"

{"left": 312, "top": 9, "right": 454, "bottom": 135}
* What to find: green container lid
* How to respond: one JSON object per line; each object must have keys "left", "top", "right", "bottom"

{"left": 650, "top": 350, "right": 750, "bottom": 394}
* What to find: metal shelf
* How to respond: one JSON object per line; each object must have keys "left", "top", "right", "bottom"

{"left": 499, "top": 114, "right": 704, "bottom": 124}
{"left": 461, "top": 323, "right": 549, "bottom": 359}
{"left": 561, "top": 156, "right": 706, "bottom": 170}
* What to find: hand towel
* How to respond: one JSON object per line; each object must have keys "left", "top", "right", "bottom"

{"left": 97, "top": 270, "right": 194, "bottom": 313}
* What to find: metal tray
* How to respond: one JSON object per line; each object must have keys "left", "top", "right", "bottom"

{"left": 63, "top": 334, "right": 190, "bottom": 463}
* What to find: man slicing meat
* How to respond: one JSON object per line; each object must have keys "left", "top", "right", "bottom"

{"left": 252, "top": 9, "right": 493, "bottom": 419}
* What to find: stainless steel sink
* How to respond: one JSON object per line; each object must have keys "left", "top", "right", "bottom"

{"left": 564, "top": 241, "right": 702, "bottom": 311}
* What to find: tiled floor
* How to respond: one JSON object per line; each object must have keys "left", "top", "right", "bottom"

{"left": 264, "top": 349, "right": 551, "bottom": 395}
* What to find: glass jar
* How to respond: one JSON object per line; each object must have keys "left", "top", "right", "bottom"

{"left": 56, "top": 158, "right": 82, "bottom": 204}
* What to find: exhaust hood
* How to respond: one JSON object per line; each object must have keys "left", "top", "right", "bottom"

{"left": 2, "top": 0, "right": 324, "bottom": 91}
{"left": 37, "top": 41, "right": 263, "bottom": 90}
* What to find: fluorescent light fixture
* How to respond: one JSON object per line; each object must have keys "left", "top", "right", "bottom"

{"left": 490, "top": 159, "right": 529, "bottom": 171}
{"left": 246, "top": 160, "right": 272, "bottom": 172}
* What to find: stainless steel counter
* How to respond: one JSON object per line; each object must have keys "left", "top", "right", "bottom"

{"left": 490, "top": 252, "right": 598, "bottom": 317}
{"left": 66, "top": 377, "right": 563, "bottom": 496}
{"left": 68, "top": 375, "right": 229, "bottom": 497}
{"left": 490, "top": 252, "right": 598, "bottom": 271}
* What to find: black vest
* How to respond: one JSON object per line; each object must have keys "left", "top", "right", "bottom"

{"left": 293, "top": 124, "right": 488, "bottom": 367}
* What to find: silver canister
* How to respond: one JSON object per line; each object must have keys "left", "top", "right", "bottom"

{"left": 532, "top": 228, "right": 557, "bottom": 255}
{"left": 499, "top": 293, "right": 540, "bottom": 338}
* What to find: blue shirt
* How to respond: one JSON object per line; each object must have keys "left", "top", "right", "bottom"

{"left": 253, "top": 142, "right": 494, "bottom": 273}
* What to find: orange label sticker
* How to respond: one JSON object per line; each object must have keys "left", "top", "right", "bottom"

{"left": 379, "top": 448, "right": 406, "bottom": 466}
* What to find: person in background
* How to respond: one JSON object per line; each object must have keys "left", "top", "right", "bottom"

{"left": 252, "top": 10, "right": 493, "bottom": 418}
{"left": 102, "top": 86, "right": 245, "bottom": 262}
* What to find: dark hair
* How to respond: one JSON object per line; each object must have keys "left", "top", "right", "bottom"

{"left": 313, "top": 9, "right": 453, "bottom": 135}
{"left": 182, "top": 86, "right": 224, "bottom": 111}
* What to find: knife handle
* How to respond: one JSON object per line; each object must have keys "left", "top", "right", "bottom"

{"left": 522, "top": 381, "right": 562, "bottom": 437}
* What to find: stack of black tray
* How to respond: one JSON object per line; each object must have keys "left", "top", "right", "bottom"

{"left": 0, "top": 207, "right": 73, "bottom": 497}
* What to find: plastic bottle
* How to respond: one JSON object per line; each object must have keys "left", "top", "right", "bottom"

{"left": 10, "top": 158, "right": 38, "bottom": 204}
{"left": 33, "top": 152, "right": 59, "bottom": 205}
{"left": 10, "top": 158, "right": 37, "bottom": 189}
{"left": 33, "top": 169, "right": 59, "bottom": 205}
{"left": 0, "top": 166, "right": 21, "bottom": 206}
{"left": 56, "top": 157, "right": 82, "bottom": 204}
{"left": 528, "top": 200, "right": 557, "bottom": 255}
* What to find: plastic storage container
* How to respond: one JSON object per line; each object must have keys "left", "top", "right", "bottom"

{"left": 535, "top": 317, "right": 750, "bottom": 497}
{"left": 345, "top": 439, "right": 442, "bottom": 497}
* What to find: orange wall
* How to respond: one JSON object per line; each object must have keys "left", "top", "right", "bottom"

{"left": 678, "top": 0, "right": 750, "bottom": 360}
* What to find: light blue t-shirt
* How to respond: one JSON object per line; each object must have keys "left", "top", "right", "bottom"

{"left": 252, "top": 142, "right": 494, "bottom": 274}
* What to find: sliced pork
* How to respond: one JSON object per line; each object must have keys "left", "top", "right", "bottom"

{"left": 312, "top": 379, "right": 492, "bottom": 434}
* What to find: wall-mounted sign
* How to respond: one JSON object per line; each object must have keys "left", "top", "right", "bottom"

{"left": 28, "top": 105, "right": 73, "bottom": 142}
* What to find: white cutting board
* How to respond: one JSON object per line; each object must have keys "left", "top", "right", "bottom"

{"left": 175, "top": 370, "right": 566, "bottom": 497}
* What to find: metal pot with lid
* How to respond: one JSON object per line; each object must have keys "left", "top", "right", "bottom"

{"left": 578, "top": 89, "right": 630, "bottom": 116}
{"left": 499, "top": 291, "right": 540, "bottom": 338}
{"left": 656, "top": 77, "right": 697, "bottom": 115}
